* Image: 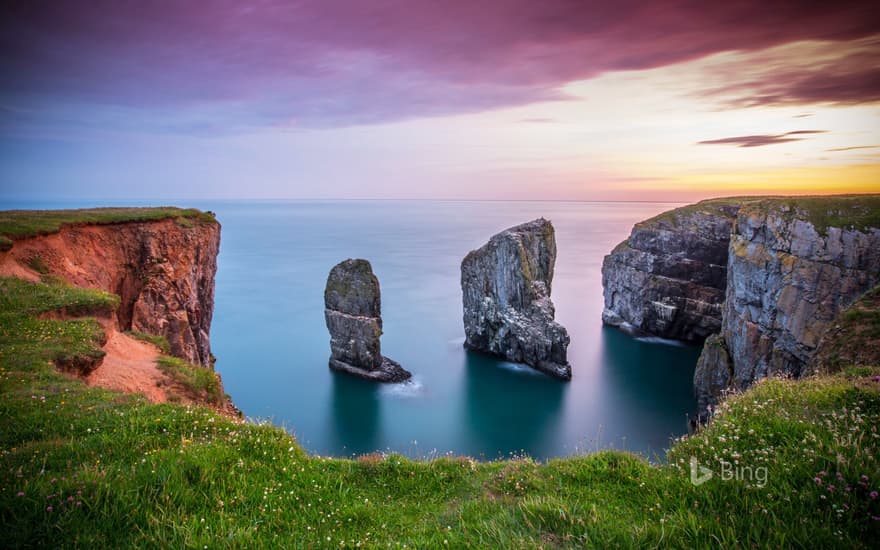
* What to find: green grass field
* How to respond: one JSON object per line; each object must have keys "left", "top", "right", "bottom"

{"left": 1, "top": 276, "right": 878, "bottom": 548}
{"left": 0, "top": 207, "right": 216, "bottom": 246}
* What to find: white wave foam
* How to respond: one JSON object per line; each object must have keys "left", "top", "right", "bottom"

{"left": 380, "top": 377, "right": 425, "bottom": 398}
{"left": 635, "top": 336, "right": 688, "bottom": 347}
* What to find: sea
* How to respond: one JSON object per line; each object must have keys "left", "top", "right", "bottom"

{"left": 2, "top": 199, "right": 701, "bottom": 461}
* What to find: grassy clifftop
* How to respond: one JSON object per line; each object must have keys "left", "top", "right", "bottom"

{"left": 0, "top": 207, "right": 216, "bottom": 251}
{"left": 639, "top": 194, "right": 880, "bottom": 234}
{"left": 1, "top": 276, "right": 878, "bottom": 547}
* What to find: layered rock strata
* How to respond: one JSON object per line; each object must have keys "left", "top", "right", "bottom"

{"left": 324, "top": 259, "right": 411, "bottom": 382}
{"left": 694, "top": 198, "right": 880, "bottom": 411}
{"left": 461, "top": 218, "right": 571, "bottom": 380}
{"left": 601, "top": 199, "right": 741, "bottom": 343}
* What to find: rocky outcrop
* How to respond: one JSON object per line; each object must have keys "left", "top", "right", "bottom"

{"left": 324, "top": 259, "right": 411, "bottom": 382}
{"left": 695, "top": 197, "right": 880, "bottom": 411}
{"left": 602, "top": 195, "right": 880, "bottom": 414}
{"left": 461, "top": 218, "right": 571, "bottom": 380}
{"left": 0, "top": 215, "right": 220, "bottom": 366}
{"left": 601, "top": 199, "right": 741, "bottom": 343}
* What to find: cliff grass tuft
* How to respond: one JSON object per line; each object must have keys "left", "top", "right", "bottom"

{"left": 155, "top": 356, "right": 224, "bottom": 405}
{"left": 125, "top": 330, "right": 171, "bottom": 354}
{"left": 1, "top": 275, "right": 878, "bottom": 547}
{"left": 783, "top": 195, "right": 880, "bottom": 235}
{"left": 0, "top": 207, "right": 217, "bottom": 243}
{"left": 0, "top": 277, "right": 111, "bottom": 375}
{"left": 812, "top": 285, "right": 880, "bottom": 373}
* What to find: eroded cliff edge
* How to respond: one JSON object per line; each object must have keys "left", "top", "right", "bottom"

{"left": 602, "top": 195, "right": 880, "bottom": 414}
{"left": 0, "top": 210, "right": 219, "bottom": 366}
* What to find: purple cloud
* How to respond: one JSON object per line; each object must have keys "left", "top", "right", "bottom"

{"left": 826, "top": 145, "right": 880, "bottom": 152}
{"left": 698, "top": 130, "right": 827, "bottom": 148}
{"left": 2, "top": 1, "right": 879, "bottom": 130}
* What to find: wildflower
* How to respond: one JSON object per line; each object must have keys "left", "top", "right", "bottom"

{"left": 871, "top": 491, "right": 878, "bottom": 499}
{"left": 861, "top": 475, "right": 869, "bottom": 482}
{"left": 818, "top": 471, "right": 826, "bottom": 477}
{"left": 814, "top": 477, "right": 822, "bottom": 484}
{"left": 46, "top": 506, "right": 53, "bottom": 512}
{"left": 16, "top": 492, "right": 23, "bottom": 497}
{"left": 827, "top": 485, "right": 835, "bottom": 492}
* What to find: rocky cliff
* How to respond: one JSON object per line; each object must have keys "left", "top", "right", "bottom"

{"left": 603, "top": 195, "right": 880, "bottom": 414}
{"left": 324, "top": 259, "right": 411, "bottom": 382}
{"left": 601, "top": 199, "right": 741, "bottom": 343}
{"left": 0, "top": 211, "right": 220, "bottom": 366}
{"left": 461, "top": 218, "right": 571, "bottom": 380}
{"left": 694, "top": 197, "right": 880, "bottom": 411}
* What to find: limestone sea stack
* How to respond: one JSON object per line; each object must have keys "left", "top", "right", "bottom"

{"left": 324, "top": 259, "right": 411, "bottom": 382}
{"left": 461, "top": 218, "right": 572, "bottom": 380}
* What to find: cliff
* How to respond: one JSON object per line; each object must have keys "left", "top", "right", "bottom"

{"left": 602, "top": 195, "right": 880, "bottom": 414}
{"left": 0, "top": 207, "right": 232, "bottom": 412}
{"left": 695, "top": 197, "right": 880, "bottom": 410}
{"left": 601, "top": 199, "right": 741, "bottom": 342}
{"left": 0, "top": 208, "right": 219, "bottom": 366}
{"left": 461, "top": 218, "right": 571, "bottom": 379}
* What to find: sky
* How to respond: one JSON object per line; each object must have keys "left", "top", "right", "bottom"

{"left": 1, "top": 1, "right": 879, "bottom": 202}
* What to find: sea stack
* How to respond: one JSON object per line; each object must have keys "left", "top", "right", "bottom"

{"left": 324, "top": 259, "right": 411, "bottom": 382}
{"left": 461, "top": 218, "right": 571, "bottom": 380}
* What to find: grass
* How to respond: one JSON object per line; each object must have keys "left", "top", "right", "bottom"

{"left": 155, "top": 356, "right": 224, "bottom": 405}
{"left": 1, "top": 276, "right": 879, "bottom": 547}
{"left": 812, "top": 285, "right": 880, "bottom": 374}
{"left": 640, "top": 194, "right": 880, "bottom": 235}
{"left": 772, "top": 195, "right": 880, "bottom": 235}
{"left": 0, "top": 207, "right": 216, "bottom": 242}
{"left": 126, "top": 330, "right": 172, "bottom": 355}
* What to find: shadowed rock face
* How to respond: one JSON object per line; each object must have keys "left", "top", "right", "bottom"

{"left": 601, "top": 200, "right": 741, "bottom": 343}
{"left": 324, "top": 259, "right": 411, "bottom": 383}
{"left": 461, "top": 218, "right": 571, "bottom": 380}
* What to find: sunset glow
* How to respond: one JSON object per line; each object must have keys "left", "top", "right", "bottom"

{"left": 1, "top": 1, "right": 878, "bottom": 200}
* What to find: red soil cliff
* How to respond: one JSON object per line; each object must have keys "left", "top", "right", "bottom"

{"left": 0, "top": 217, "right": 220, "bottom": 366}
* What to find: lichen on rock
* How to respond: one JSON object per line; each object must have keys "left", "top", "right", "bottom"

{"left": 461, "top": 218, "right": 571, "bottom": 380}
{"left": 324, "top": 259, "right": 411, "bottom": 382}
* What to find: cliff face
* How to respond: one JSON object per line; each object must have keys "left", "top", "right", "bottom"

{"left": 695, "top": 198, "right": 880, "bottom": 410}
{"left": 603, "top": 195, "right": 880, "bottom": 414}
{"left": 601, "top": 200, "right": 741, "bottom": 343}
{"left": 0, "top": 217, "right": 220, "bottom": 366}
{"left": 461, "top": 218, "right": 571, "bottom": 380}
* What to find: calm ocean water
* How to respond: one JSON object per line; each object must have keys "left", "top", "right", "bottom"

{"left": 3, "top": 199, "right": 700, "bottom": 460}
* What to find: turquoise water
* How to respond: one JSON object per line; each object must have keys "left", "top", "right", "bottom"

{"left": 2, "top": 199, "right": 700, "bottom": 460}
